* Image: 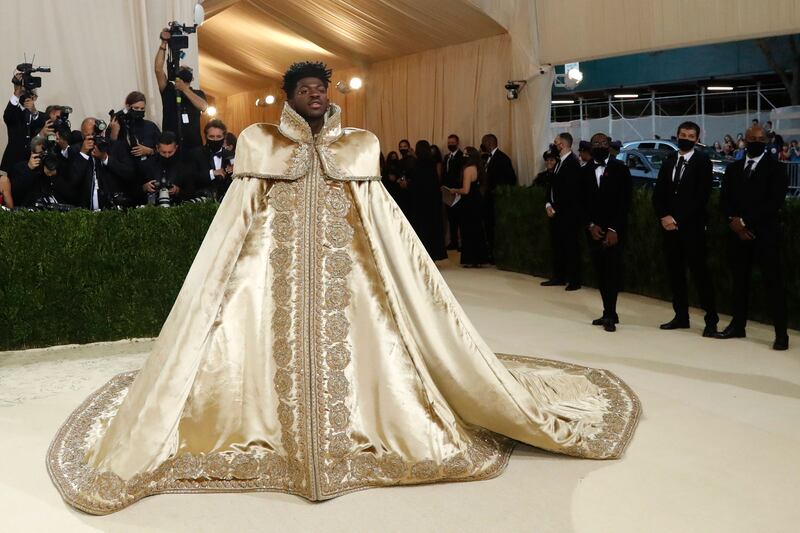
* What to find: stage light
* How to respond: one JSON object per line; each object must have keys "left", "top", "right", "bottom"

{"left": 265, "top": 94, "right": 276, "bottom": 104}
{"left": 505, "top": 80, "right": 527, "bottom": 100}
{"left": 552, "top": 99, "right": 575, "bottom": 104}
{"left": 206, "top": 106, "right": 217, "bottom": 116}
{"left": 613, "top": 94, "right": 639, "bottom": 99}
{"left": 707, "top": 86, "right": 733, "bottom": 91}
{"left": 349, "top": 77, "right": 363, "bottom": 90}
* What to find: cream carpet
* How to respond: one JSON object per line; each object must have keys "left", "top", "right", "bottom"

{"left": 2, "top": 259, "right": 798, "bottom": 533}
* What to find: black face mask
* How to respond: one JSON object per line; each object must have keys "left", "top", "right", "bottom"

{"left": 677, "top": 138, "right": 696, "bottom": 152}
{"left": 746, "top": 141, "right": 765, "bottom": 158}
{"left": 399, "top": 148, "right": 409, "bottom": 156}
{"left": 177, "top": 68, "right": 193, "bottom": 84}
{"left": 447, "top": 144, "right": 458, "bottom": 153}
{"left": 591, "top": 147, "right": 609, "bottom": 163}
{"left": 207, "top": 139, "right": 224, "bottom": 153}
{"left": 129, "top": 109, "right": 145, "bottom": 121}
{"left": 161, "top": 154, "right": 177, "bottom": 167}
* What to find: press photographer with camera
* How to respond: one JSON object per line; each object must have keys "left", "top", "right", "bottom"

{"left": 109, "top": 91, "right": 161, "bottom": 175}
{"left": 6, "top": 135, "right": 65, "bottom": 208}
{"left": 1, "top": 70, "right": 46, "bottom": 174}
{"left": 141, "top": 131, "right": 188, "bottom": 207}
{"left": 155, "top": 26, "right": 208, "bottom": 155}
{"left": 64, "top": 117, "right": 135, "bottom": 210}
{"left": 188, "top": 119, "right": 234, "bottom": 200}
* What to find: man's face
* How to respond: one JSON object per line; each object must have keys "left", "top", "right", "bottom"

{"left": 545, "top": 158, "right": 556, "bottom": 170}
{"left": 591, "top": 135, "right": 609, "bottom": 149}
{"left": 206, "top": 127, "right": 225, "bottom": 142}
{"left": 158, "top": 142, "right": 178, "bottom": 159}
{"left": 49, "top": 109, "right": 62, "bottom": 122}
{"left": 447, "top": 137, "right": 459, "bottom": 151}
{"left": 289, "top": 77, "right": 329, "bottom": 119}
{"left": 398, "top": 141, "right": 411, "bottom": 154}
{"left": 677, "top": 128, "right": 698, "bottom": 143}
{"left": 553, "top": 136, "right": 564, "bottom": 152}
{"left": 745, "top": 127, "right": 767, "bottom": 145}
{"left": 129, "top": 101, "right": 146, "bottom": 113}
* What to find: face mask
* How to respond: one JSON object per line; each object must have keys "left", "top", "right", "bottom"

{"left": 447, "top": 144, "right": 457, "bottom": 153}
{"left": 130, "top": 109, "right": 145, "bottom": 121}
{"left": 207, "top": 139, "right": 224, "bottom": 153}
{"left": 177, "top": 69, "right": 193, "bottom": 84}
{"left": 746, "top": 141, "right": 765, "bottom": 158}
{"left": 591, "top": 147, "right": 609, "bottom": 163}
{"left": 161, "top": 154, "right": 177, "bottom": 166}
{"left": 677, "top": 138, "right": 695, "bottom": 152}
{"left": 399, "top": 148, "right": 409, "bottom": 156}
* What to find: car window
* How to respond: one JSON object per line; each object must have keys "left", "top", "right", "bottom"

{"left": 638, "top": 142, "right": 656, "bottom": 150}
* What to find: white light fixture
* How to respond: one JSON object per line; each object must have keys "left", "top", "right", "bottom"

{"left": 336, "top": 77, "right": 364, "bottom": 94}
{"left": 613, "top": 94, "right": 639, "bottom": 99}
{"left": 265, "top": 94, "right": 276, "bottom": 105}
{"left": 255, "top": 98, "right": 261, "bottom": 106}
{"left": 349, "top": 77, "right": 363, "bottom": 90}
{"left": 552, "top": 99, "right": 575, "bottom": 104}
{"left": 707, "top": 86, "right": 734, "bottom": 91}
{"left": 206, "top": 105, "right": 217, "bottom": 116}
{"left": 553, "top": 62, "right": 583, "bottom": 90}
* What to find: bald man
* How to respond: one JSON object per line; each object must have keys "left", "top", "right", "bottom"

{"left": 717, "top": 126, "right": 789, "bottom": 350}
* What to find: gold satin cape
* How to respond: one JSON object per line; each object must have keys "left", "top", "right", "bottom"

{"left": 47, "top": 102, "right": 641, "bottom": 514}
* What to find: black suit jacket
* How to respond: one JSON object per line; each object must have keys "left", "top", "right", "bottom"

{"left": 546, "top": 152, "right": 582, "bottom": 218}
{"left": 580, "top": 157, "right": 633, "bottom": 236}
{"left": 721, "top": 154, "right": 787, "bottom": 233}
{"left": 443, "top": 150, "right": 464, "bottom": 188}
{"left": 485, "top": 149, "right": 517, "bottom": 190}
{"left": 1, "top": 100, "right": 45, "bottom": 172}
{"left": 653, "top": 150, "right": 713, "bottom": 229}
{"left": 64, "top": 140, "right": 135, "bottom": 208}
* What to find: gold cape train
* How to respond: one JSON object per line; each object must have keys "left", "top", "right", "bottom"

{"left": 47, "top": 102, "right": 640, "bottom": 515}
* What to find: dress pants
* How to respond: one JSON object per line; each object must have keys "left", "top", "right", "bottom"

{"left": 549, "top": 214, "right": 582, "bottom": 285}
{"left": 662, "top": 227, "right": 718, "bottom": 325}
{"left": 588, "top": 237, "right": 622, "bottom": 320}
{"left": 728, "top": 226, "right": 787, "bottom": 336}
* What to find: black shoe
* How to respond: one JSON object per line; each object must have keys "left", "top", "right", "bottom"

{"left": 773, "top": 335, "right": 789, "bottom": 351}
{"left": 592, "top": 316, "right": 619, "bottom": 326}
{"left": 715, "top": 325, "right": 746, "bottom": 339}
{"left": 565, "top": 283, "right": 582, "bottom": 291}
{"left": 659, "top": 317, "right": 690, "bottom": 330}
{"left": 603, "top": 318, "right": 616, "bottom": 332}
{"left": 541, "top": 279, "right": 566, "bottom": 287}
{"left": 702, "top": 324, "right": 719, "bottom": 338}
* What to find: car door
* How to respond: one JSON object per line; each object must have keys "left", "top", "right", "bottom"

{"left": 625, "top": 152, "right": 655, "bottom": 187}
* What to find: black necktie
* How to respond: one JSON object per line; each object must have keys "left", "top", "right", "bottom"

{"left": 744, "top": 159, "right": 755, "bottom": 179}
{"left": 554, "top": 158, "right": 562, "bottom": 175}
{"left": 674, "top": 156, "right": 685, "bottom": 185}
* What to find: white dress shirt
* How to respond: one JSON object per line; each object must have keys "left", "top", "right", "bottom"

{"left": 671, "top": 148, "right": 694, "bottom": 183}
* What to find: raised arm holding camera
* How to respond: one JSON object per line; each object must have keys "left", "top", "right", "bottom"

{"left": 155, "top": 26, "right": 207, "bottom": 154}
{"left": 1, "top": 70, "right": 46, "bottom": 174}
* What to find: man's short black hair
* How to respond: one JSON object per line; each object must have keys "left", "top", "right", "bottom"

{"left": 447, "top": 134, "right": 459, "bottom": 142}
{"left": 677, "top": 121, "right": 701, "bottom": 138}
{"left": 159, "top": 131, "right": 178, "bottom": 145}
{"left": 557, "top": 132, "right": 573, "bottom": 146}
{"left": 204, "top": 119, "right": 228, "bottom": 135}
{"left": 399, "top": 139, "right": 410, "bottom": 146}
{"left": 282, "top": 61, "right": 332, "bottom": 97}
{"left": 484, "top": 133, "right": 498, "bottom": 144}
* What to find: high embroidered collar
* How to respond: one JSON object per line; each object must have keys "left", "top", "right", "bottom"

{"left": 279, "top": 102, "right": 343, "bottom": 146}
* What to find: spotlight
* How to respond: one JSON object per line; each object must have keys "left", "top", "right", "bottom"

{"left": 206, "top": 105, "right": 217, "bottom": 116}
{"left": 265, "top": 94, "right": 275, "bottom": 104}
{"left": 349, "top": 77, "right": 362, "bottom": 90}
{"left": 505, "top": 80, "right": 527, "bottom": 101}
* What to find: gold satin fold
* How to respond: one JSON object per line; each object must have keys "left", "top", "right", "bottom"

{"left": 47, "top": 108, "right": 640, "bottom": 515}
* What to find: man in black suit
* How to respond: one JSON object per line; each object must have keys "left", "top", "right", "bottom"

{"left": 141, "top": 131, "right": 189, "bottom": 206}
{"left": 716, "top": 126, "right": 789, "bottom": 350}
{"left": 542, "top": 132, "right": 582, "bottom": 290}
{"left": 653, "top": 121, "right": 718, "bottom": 337}
{"left": 481, "top": 133, "right": 517, "bottom": 261}
{"left": 1, "top": 73, "right": 46, "bottom": 174}
{"left": 580, "top": 133, "right": 632, "bottom": 332}
{"left": 443, "top": 134, "right": 464, "bottom": 250}
{"left": 64, "top": 118, "right": 136, "bottom": 209}
{"left": 188, "top": 119, "right": 234, "bottom": 200}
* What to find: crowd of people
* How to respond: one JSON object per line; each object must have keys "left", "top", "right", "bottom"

{"left": 0, "top": 28, "right": 237, "bottom": 211}
{"left": 713, "top": 120, "right": 799, "bottom": 162}
{"left": 380, "top": 133, "right": 517, "bottom": 267}
{"left": 539, "top": 122, "right": 789, "bottom": 350}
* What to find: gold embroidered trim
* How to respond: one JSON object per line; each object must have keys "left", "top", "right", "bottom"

{"left": 496, "top": 353, "right": 641, "bottom": 459}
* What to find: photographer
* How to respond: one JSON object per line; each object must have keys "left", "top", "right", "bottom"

{"left": 64, "top": 118, "right": 135, "bottom": 210}
{"left": 109, "top": 91, "right": 161, "bottom": 175}
{"left": 6, "top": 136, "right": 64, "bottom": 208}
{"left": 141, "top": 131, "right": 189, "bottom": 206}
{"left": 155, "top": 28, "right": 208, "bottom": 154}
{"left": 188, "top": 119, "right": 234, "bottom": 200}
{"left": 1, "top": 71, "right": 46, "bottom": 174}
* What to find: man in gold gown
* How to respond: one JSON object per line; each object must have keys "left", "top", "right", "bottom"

{"left": 48, "top": 62, "right": 640, "bottom": 514}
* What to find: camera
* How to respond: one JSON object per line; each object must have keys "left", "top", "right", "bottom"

{"left": 165, "top": 21, "right": 198, "bottom": 81}
{"left": 92, "top": 119, "right": 110, "bottom": 153}
{"left": 41, "top": 139, "right": 62, "bottom": 172}
{"left": 13, "top": 62, "right": 51, "bottom": 100}
{"left": 505, "top": 80, "right": 527, "bottom": 101}
{"left": 52, "top": 105, "right": 73, "bottom": 140}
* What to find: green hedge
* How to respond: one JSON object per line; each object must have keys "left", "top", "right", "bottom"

{"left": 495, "top": 186, "right": 800, "bottom": 330}
{"left": 1, "top": 203, "right": 218, "bottom": 350}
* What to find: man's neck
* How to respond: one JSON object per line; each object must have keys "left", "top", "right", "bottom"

{"left": 560, "top": 148, "right": 571, "bottom": 157}
{"left": 307, "top": 116, "right": 324, "bottom": 135}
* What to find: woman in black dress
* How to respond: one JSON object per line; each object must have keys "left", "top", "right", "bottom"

{"left": 449, "top": 146, "right": 489, "bottom": 267}
{"left": 411, "top": 140, "right": 447, "bottom": 261}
